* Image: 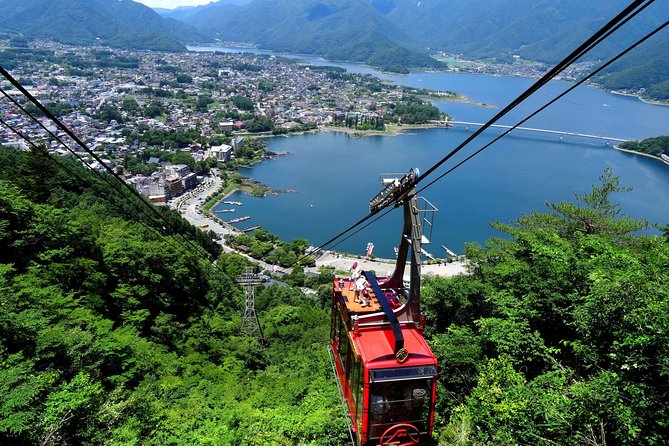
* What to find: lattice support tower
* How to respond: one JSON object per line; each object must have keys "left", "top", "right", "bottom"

{"left": 238, "top": 269, "right": 266, "bottom": 345}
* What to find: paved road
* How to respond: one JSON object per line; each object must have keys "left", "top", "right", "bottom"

{"left": 307, "top": 251, "right": 468, "bottom": 281}
{"left": 177, "top": 175, "right": 290, "bottom": 275}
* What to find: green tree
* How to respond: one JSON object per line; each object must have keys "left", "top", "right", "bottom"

{"left": 176, "top": 74, "right": 193, "bottom": 84}
{"left": 96, "top": 105, "right": 123, "bottom": 123}
{"left": 122, "top": 97, "right": 139, "bottom": 113}
{"left": 144, "top": 102, "right": 164, "bottom": 119}
{"left": 246, "top": 116, "right": 274, "bottom": 133}
{"left": 429, "top": 170, "right": 668, "bottom": 445}
{"left": 231, "top": 96, "right": 254, "bottom": 111}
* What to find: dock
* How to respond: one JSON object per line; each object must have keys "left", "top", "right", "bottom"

{"left": 242, "top": 225, "right": 261, "bottom": 233}
{"left": 228, "top": 216, "right": 251, "bottom": 224}
{"left": 441, "top": 245, "right": 458, "bottom": 257}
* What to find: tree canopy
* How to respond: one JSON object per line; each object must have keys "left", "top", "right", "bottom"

{"left": 425, "top": 169, "right": 668, "bottom": 445}
{"left": 0, "top": 146, "right": 346, "bottom": 445}
{"left": 620, "top": 135, "right": 669, "bottom": 157}
{"left": 1, "top": 145, "right": 667, "bottom": 445}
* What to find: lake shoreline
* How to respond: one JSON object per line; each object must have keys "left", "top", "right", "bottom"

{"left": 613, "top": 145, "right": 669, "bottom": 167}
{"left": 189, "top": 44, "right": 668, "bottom": 107}
{"left": 606, "top": 89, "right": 669, "bottom": 107}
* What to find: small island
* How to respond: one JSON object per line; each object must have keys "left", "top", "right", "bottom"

{"left": 617, "top": 135, "right": 669, "bottom": 166}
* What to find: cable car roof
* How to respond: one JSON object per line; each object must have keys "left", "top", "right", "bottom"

{"left": 351, "top": 325, "right": 436, "bottom": 369}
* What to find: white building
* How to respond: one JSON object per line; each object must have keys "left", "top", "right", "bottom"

{"left": 208, "top": 144, "right": 233, "bottom": 162}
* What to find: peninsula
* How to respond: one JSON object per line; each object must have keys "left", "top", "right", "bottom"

{"left": 617, "top": 136, "right": 669, "bottom": 166}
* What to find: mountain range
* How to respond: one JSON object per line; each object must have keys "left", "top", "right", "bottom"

{"left": 0, "top": 0, "right": 209, "bottom": 52}
{"left": 164, "top": 0, "right": 443, "bottom": 71}
{"left": 163, "top": 0, "right": 668, "bottom": 97}
{"left": 0, "top": 0, "right": 666, "bottom": 97}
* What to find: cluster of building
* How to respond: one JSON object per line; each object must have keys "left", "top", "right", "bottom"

{"left": 435, "top": 52, "right": 597, "bottom": 80}
{"left": 125, "top": 163, "right": 198, "bottom": 204}
{"left": 0, "top": 40, "right": 425, "bottom": 201}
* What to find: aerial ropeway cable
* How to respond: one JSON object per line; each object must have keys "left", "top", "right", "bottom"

{"left": 307, "top": 0, "right": 659, "bottom": 257}
{"left": 0, "top": 0, "right": 660, "bottom": 271}
{"left": 0, "top": 66, "right": 216, "bottom": 262}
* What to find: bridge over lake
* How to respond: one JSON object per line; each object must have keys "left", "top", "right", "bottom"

{"left": 444, "top": 121, "right": 629, "bottom": 144}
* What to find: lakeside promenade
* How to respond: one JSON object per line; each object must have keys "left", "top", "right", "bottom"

{"left": 177, "top": 173, "right": 467, "bottom": 280}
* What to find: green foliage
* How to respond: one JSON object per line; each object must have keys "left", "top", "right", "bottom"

{"left": 91, "top": 51, "right": 140, "bottom": 69}
{"left": 246, "top": 116, "right": 275, "bottom": 133}
{"left": 25, "top": 101, "right": 75, "bottom": 119}
{"left": 0, "top": 0, "right": 197, "bottom": 52}
{"left": 392, "top": 96, "right": 442, "bottom": 124}
{"left": 227, "top": 231, "right": 312, "bottom": 269}
{"left": 175, "top": 74, "right": 193, "bottom": 84}
{"left": 122, "top": 97, "right": 140, "bottom": 113}
{"left": 620, "top": 135, "right": 669, "bottom": 157}
{"left": 127, "top": 128, "right": 201, "bottom": 151}
{"left": 143, "top": 102, "right": 165, "bottom": 119}
{"left": 272, "top": 121, "right": 318, "bottom": 135}
{"left": 195, "top": 95, "right": 215, "bottom": 112}
{"left": 428, "top": 170, "right": 669, "bottom": 445}
{"left": 97, "top": 105, "right": 124, "bottom": 123}
{"left": 0, "top": 146, "right": 346, "bottom": 444}
{"left": 231, "top": 96, "right": 255, "bottom": 111}
{"left": 596, "top": 40, "right": 669, "bottom": 101}
{"left": 543, "top": 167, "right": 647, "bottom": 238}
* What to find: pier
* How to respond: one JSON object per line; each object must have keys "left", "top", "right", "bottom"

{"left": 443, "top": 121, "right": 628, "bottom": 144}
{"left": 227, "top": 216, "right": 251, "bottom": 224}
{"left": 242, "top": 225, "right": 261, "bottom": 233}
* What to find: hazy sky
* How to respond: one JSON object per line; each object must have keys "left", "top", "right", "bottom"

{"left": 135, "top": 0, "right": 213, "bottom": 9}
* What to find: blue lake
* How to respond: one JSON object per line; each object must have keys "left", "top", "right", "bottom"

{"left": 207, "top": 50, "right": 669, "bottom": 258}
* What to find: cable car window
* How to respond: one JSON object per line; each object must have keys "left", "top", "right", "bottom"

{"left": 350, "top": 357, "right": 363, "bottom": 433}
{"left": 370, "top": 366, "right": 437, "bottom": 382}
{"left": 368, "top": 378, "right": 434, "bottom": 440}
{"left": 330, "top": 300, "right": 337, "bottom": 341}
{"left": 338, "top": 318, "right": 349, "bottom": 365}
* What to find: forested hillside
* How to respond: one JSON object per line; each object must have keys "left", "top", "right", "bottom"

{"left": 170, "top": 0, "right": 443, "bottom": 72}
{"left": 423, "top": 170, "right": 669, "bottom": 445}
{"left": 171, "top": 0, "right": 668, "bottom": 98}
{"left": 596, "top": 39, "right": 669, "bottom": 101}
{"left": 0, "top": 146, "right": 346, "bottom": 445}
{"left": 620, "top": 135, "right": 669, "bottom": 157}
{"left": 0, "top": 0, "right": 210, "bottom": 52}
{"left": 1, "top": 145, "right": 667, "bottom": 445}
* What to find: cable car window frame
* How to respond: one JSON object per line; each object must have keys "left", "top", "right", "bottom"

{"left": 337, "top": 315, "right": 349, "bottom": 366}
{"left": 350, "top": 356, "right": 363, "bottom": 434}
{"left": 367, "top": 377, "right": 435, "bottom": 440}
{"left": 369, "top": 366, "right": 437, "bottom": 383}
{"left": 330, "top": 300, "right": 338, "bottom": 341}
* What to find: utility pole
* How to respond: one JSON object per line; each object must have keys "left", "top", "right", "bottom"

{"left": 238, "top": 268, "right": 265, "bottom": 345}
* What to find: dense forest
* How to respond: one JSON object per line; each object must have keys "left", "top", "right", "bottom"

{"left": 428, "top": 169, "right": 669, "bottom": 445}
{"left": 0, "top": 146, "right": 346, "bottom": 445}
{"left": 1, "top": 144, "right": 668, "bottom": 445}
{"left": 620, "top": 135, "right": 669, "bottom": 157}
{"left": 0, "top": 0, "right": 208, "bottom": 52}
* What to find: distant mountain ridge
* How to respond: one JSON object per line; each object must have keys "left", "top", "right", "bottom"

{"left": 379, "top": 0, "right": 668, "bottom": 62}
{"left": 168, "top": 0, "right": 444, "bottom": 72}
{"left": 0, "top": 0, "right": 211, "bottom": 52}
{"left": 173, "top": 0, "right": 668, "bottom": 97}
{"left": 1, "top": 0, "right": 666, "bottom": 97}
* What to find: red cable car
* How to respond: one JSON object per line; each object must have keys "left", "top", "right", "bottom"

{"left": 329, "top": 169, "right": 438, "bottom": 446}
